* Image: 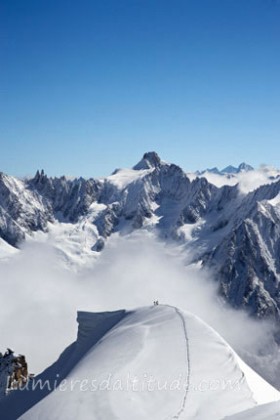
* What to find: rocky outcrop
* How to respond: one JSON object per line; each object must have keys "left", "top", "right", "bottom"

{"left": 0, "top": 349, "right": 29, "bottom": 398}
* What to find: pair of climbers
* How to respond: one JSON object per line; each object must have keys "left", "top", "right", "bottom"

{"left": 153, "top": 300, "right": 159, "bottom": 306}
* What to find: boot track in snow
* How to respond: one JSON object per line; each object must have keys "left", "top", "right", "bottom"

{"left": 162, "top": 305, "right": 191, "bottom": 420}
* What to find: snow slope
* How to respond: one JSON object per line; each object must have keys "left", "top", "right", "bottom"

{"left": 0, "top": 305, "right": 278, "bottom": 420}
{"left": 0, "top": 238, "right": 18, "bottom": 260}
{"left": 226, "top": 401, "right": 280, "bottom": 419}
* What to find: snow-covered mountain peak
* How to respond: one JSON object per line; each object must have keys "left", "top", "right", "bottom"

{"left": 222, "top": 162, "right": 254, "bottom": 174}
{"left": 238, "top": 162, "right": 254, "bottom": 172}
{"left": 133, "top": 151, "right": 163, "bottom": 170}
{"left": 197, "top": 162, "right": 254, "bottom": 177}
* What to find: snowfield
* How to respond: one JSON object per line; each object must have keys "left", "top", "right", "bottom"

{"left": 0, "top": 306, "right": 278, "bottom": 419}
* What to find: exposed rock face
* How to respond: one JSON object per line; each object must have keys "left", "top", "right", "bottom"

{"left": 133, "top": 151, "right": 162, "bottom": 170}
{"left": 201, "top": 181, "right": 280, "bottom": 319}
{"left": 0, "top": 349, "right": 29, "bottom": 398}
{"left": 0, "top": 173, "right": 51, "bottom": 247}
{"left": 29, "top": 170, "right": 101, "bottom": 222}
{"left": 1, "top": 153, "right": 280, "bottom": 319}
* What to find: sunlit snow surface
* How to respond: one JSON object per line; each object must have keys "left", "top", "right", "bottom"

{"left": 0, "top": 306, "right": 278, "bottom": 420}
{"left": 0, "top": 238, "right": 18, "bottom": 260}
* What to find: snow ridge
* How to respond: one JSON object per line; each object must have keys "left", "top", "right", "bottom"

{"left": 1, "top": 306, "right": 279, "bottom": 420}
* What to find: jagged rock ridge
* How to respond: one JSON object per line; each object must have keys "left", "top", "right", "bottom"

{"left": 1, "top": 153, "right": 280, "bottom": 320}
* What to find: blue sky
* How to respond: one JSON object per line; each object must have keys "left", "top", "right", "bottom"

{"left": 1, "top": 0, "right": 280, "bottom": 177}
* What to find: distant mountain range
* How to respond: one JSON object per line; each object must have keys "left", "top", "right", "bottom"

{"left": 1, "top": 152, "right": 280, "bottom": 321}
{"left": 197, "top": 162, "right": 254, "bottom": 176}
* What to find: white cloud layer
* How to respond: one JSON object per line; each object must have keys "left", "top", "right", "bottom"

{"left": 191, "top": 166, "right": 280, "bottom": 193}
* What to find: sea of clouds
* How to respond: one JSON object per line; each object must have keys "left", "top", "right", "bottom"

{"left": 0, "top": 231, "right": 279, "bottom": 388}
